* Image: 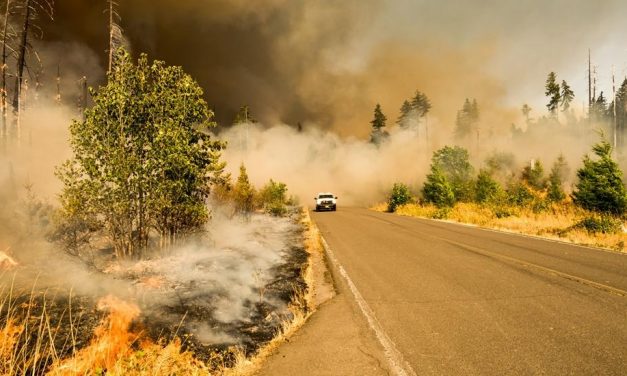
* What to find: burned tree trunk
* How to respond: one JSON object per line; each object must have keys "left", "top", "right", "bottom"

{"left": 1, "top": 0, "right": 11, "bottom": 147}
{"left": 11, "top": 0, "right": 31, "bottom": 142}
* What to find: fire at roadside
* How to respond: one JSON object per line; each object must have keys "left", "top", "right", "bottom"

{"left": 0, "top": 209, "right": 309, "bottom": 374}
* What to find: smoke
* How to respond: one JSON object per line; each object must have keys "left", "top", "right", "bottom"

{"left": 43, "top": 0, "right": 627, "bottom": 134}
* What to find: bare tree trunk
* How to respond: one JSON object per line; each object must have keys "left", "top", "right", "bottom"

{"left": 108, "top": 0, "right": 114, "bottom": 74}
{"left": 12, "top": 0, "right": 31, "bottom": 144}
{"left": 77, "top": 75, "right": 87, "bottom": 119}
{"left": 1, "top": 0, "right": 11, "bottom": 149}
{"left": 55, "top": 63, "right": 60, "bottom": 104}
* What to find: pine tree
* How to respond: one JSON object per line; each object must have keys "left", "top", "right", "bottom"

{"left": 545, "top": 72, "right": 561, "bottom": 118}
{"left": 233, "top": 105, "right": 257, "bottom": 125}
{"left": 411, "top": 91, "right": 431, "bottom": 117}
{"left": 573, "top": 140, "right": 627, "bottom": 214}
{"left": 521, "top": 104, "right": 532, "bottom": 124}
{"left": 522, "top": 160, "right": 546, "bottom": 190}
{"left": 560, "top": 80, "right": 574, "bottom": 112}
{"left": 370, "top": 103, "right": 389, "bottom": 145}
{"left": 547, "top": 154, "right": 569, "bottom": 202}
{"left": 454, "top": 98, "right": 479, "bottom": 139}
{"left": 233, "top": 163, "right": 256, "bottom": 214}
{"left": 590, "top": 92, "right": 608, "bottom": 123}
{"left": 396, "top": 100, "right": 413, "bottom": 128}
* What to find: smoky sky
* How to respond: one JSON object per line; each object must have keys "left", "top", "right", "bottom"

{"left": 41, "top": 0, "right": 627, "bottom": 135}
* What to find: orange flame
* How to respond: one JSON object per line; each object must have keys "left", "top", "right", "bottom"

{"left": 47, "top": 295, "right": 141, "bottom": 375}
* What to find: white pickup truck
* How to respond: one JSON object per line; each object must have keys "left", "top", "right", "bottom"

{"left": 314, "top": 192, "right": 338, "bottom": 212}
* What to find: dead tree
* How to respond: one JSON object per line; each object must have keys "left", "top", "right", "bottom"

{"left": 1, "top": 0, "right": 14, "bottom": 148}
{"left": 77, "top": 75, "right": 87, "bottom": 119}
{"left": 107, "top": 0, "right": 123, "bottom": 75}
{"left": 11, "top": 0, "right": 53, "bottom": 142}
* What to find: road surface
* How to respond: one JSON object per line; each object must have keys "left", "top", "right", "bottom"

{"left": 310, "top": 207, "right": 627, "bottom": 375}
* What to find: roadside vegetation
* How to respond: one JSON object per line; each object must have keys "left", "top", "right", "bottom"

{"left": 380, "top": 139, "right": 627, "bottom": 252}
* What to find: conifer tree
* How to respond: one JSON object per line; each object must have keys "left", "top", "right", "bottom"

{"left": 370, "top": 103, "right": 389, "bottom": 145}
{"left": 422, "top": 165, "right": 455, "bottom": 208}
{"left": 573, "top": 140, "right": 627, "bottom": 214}
{"left": 396, "top": 100, "right": 413, "bottom": 128}
{"left": 560, "top": 80, "right": 574, "bottom": 112}
{"left": 545, "top": 72, "right": 561, "bottom": 118}
{"left": 547, "top": 154, "right": 569, "bottom": 202}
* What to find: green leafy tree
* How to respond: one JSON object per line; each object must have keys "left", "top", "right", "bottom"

{"left": 475, "top": 169, "right": 501, "bottom": 204}
{"left": 370, "top": 103, "right": 389, "bottom": 145}
{"left": 547, "top": 154, "right": 569, "bottom": 202}
{"left": 573, "top": 140, "right": 627, "bottom": 215}
{"left": 432, "top": 146, "right": 475, "bottom": 201}
{"left": 56, "top": 50, "right": 225, "bottom": 257}
{"left": 545, "top": 72, "right": 561, "bottom": 117}
{"left": 422, "top": 166, "right": 455, "bottom": 208}
{"left": 387, "top": 183, "right": 413, "bottom": 212}
{"left": 233, "top": 164, "right": 256, "bottom": 214}
{"left": 522, "top": 160, "right": 546, "bottom": 190}
{"left": 560, "top": 80, "right": 574, "bottom": 112}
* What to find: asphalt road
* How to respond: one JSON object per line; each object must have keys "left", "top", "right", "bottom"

{"left": 311, "top": 207, "right": 627, "bottom": 375}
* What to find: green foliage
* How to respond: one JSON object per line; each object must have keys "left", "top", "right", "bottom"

{"left": 590, "top": 92, "right": 609, "bottom": 123}
{"left": 547, "top": 154, "right": 569, "bottom": 202}
{"left": 545, "top": 72, "right": 561, "bottom": 116}
{"left": 422, "top": 166, "right": 455, "bottom": 208}
{"left": 258, "top": 179, "right": 289, "bottom": 216}
{"left": 573, "top": 140, "right": 627, "bottom": 215}
{"left": 560, "top": 80, "right": 574, "bottom": 112}
{"left": 454, "top": 98, "right": 479, "bottom": 139}
{"left": 507, "top": 182, "right": 534, "bottom": 207}
{"left": 370, "top": 103, "right": 389, "bottom": 146}
{"left": 474, "top": 169, "right": 501, "bottom": 203}
{"left": 56, "top": 50, "right": 225, "bottom": 257}
{"left": 521, "top": 160, "right": 546, "bottom": 190}
{"left": 432, "top": 146, "right": 475, "bottom": 202}
{"left": 575, "top": 215, "right": 622, "bottom": 234}
{"left": 387, "top": 183, "right": 413, "bottom": 212}
{"left": 233, "top": 164, "right": 256, "bottom": 214}
{"left": 431, "top": 207, "right": 451, "bottom": 220}
{"left": 396, "top": 100, "right": 413, "bottom": 128}
{"left": 411, "top": 91, "right": 432, "bottom": 118}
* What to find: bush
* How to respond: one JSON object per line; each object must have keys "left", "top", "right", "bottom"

{"left": 258, "top": 179, "right": 289, "bottom": 216}
{"left": 475, "top": 169, "right": 501, "bottom": 204}
{"left": 422, "top": 166, "right": 455, "bottom": 208}
{"left": 575, "top": 215, "right": 622, "bottom": 234}
{"left": 387, "top": 183, "right": 413, "bottom": 212}
{"left": 431, "top": 207, "right": 451, "bottom": 219}
{"left": 573, "top": 140, "right": 627, "bottom": 215}
{"left": 521, "top": 160, "right": 546, "bottom": 190}
{"left": 507, "top": 183, "right": 534, "bottom": 207}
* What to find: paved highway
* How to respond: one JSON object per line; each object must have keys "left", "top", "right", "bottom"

{"left": 311, "top": 207, "right": 627, "bottom": 375}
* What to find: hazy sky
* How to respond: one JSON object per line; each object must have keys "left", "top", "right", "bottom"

{"left": 44, "top": 0, "right": 627, "bottom": 134}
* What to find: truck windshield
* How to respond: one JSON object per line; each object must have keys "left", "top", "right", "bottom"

{"left": 319, "top": 194, "right": 334, "bottom": 199}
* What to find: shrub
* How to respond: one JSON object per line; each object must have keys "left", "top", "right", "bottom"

{"left": 507, "top": 183, "right": 534, "bottom": 207}
{"left": 387, "top": 183, "right": 413, "bottom": 212}
{"left": 422, "top": 166, "right": 455, "bottom": 208}
{"left": 521, "top": 160, "right": 546, "bottom": 190}
{"left": 575, "top": 215, "right": 622, "bottom": 234}
{"left": 233, "top": 164, "right": 256, "bottom": 214}
{"left": 431, "top": 207, "right": 451, "bottom": 219}
{"left": 547, "top": 154, "right": 569, "bottom": 202}
{"left": 258, "top": 179, "right": 289, "bottom": 216}
{"left": 572, "top": 140, "right": 627, "bottom": 215}
{"left": 475, "top": 169, "right": 501, "bottom": 203}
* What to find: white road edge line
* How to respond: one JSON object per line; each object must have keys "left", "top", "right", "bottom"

{"left": 320, "top": 236, "right": 417, "bottom": 376}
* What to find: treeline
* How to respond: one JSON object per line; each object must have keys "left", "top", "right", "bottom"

{"left": 387, "top": 138, "right": 627, "bottom": 231}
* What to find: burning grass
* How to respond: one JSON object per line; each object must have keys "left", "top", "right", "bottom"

{"left": 0, "top": 208, "right": 317, "bottom": 375}
{"left": 375, "top": 202, "right": 627, "bottom": 252}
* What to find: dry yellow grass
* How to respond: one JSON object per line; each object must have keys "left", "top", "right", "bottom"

{"left": 378, "top": 202, "right": 627, "bottom": 252}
